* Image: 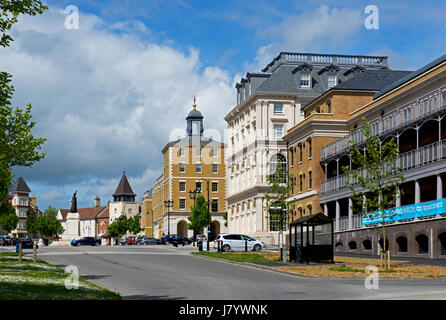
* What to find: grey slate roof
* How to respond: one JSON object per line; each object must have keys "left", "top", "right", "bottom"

{"left": 8, "top": 176, "right": 31, "bottom": 194}
{"left": 374, "top": 53, "right": 446, "bottom": 99}
{"left": 333, "top": 69, "right": 413, "bottom": 91}
{"left": 256, "top": 66, "right": 299, "bottom": 93}
{"left": 113, "top": 172, "right": 136, "bottom": 197}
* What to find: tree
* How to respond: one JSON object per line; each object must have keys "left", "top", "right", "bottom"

{"left": 264, "top": 156, "right": 295, "bottom": 230}
{"left": 127, "top": 215, "right": 142, "bottom": 235}
{"left": 25, "top": 210, "right": 38, "bottom": 238}
{"left": 0, "top": 1, "right": 48, "bottom": 201}
{"left": 35, "top": 205, "right": 64, "bottom": 239}
{"left": 188, "top": 195, "right": 210, "bottom": 237}
{"left": 342, "top": 117, "right": 405, "bottom": 270}
{"left": 108, "top": 215, "right": 128, "bottom": 239}
{"left": 0, "top": 202, "right": 18, "bottom": 233}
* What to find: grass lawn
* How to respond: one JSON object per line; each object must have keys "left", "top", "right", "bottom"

{"left": 192, "top": 251, "right": 446, "bottom": 279}
{"left": 191, "top": 251, "right": 282, "bottom": 263}
{"left": 0, "top": 253, "right": 121, "bottom": 300}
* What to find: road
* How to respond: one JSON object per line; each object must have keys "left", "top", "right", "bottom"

{"left": 6, "top": 245, "right": 446, "bottom": 300}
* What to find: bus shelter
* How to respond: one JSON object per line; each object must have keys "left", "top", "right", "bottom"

{"left": 289, "top": 213, "right": 334, "bottom": 264}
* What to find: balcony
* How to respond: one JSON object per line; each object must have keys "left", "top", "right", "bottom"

{"left": 321, "top": 88, "right": 446, "bottom": 161}
{"left": 321, "top": 138, "right": 446, "bottom": 194}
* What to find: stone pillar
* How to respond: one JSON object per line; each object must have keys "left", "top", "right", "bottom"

{"left": 415, "top": 180, "right": 421, "bottom": 204}
{"left": 396, "top": 187, "right": 401, "bottom": 207}
{"left": 348, "top": 198, "right": 353, "bottom": 230}
{"left": 437, "top": 174, "right": 443, "bottom": 200}
{"left": 335, "top": 200, "right": 340, "bottom": 232}
{"left": 255, "top": 197, "right": 263, "bottom": 233}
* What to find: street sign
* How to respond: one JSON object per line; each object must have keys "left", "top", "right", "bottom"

{"left": 203, "top": 240, "right": 208, "bottom": 251}
{"left": 278, "top": 231, "right": 283, "bottom": 249}
{"left": 206, "top": 230, "right": 211, "bottom": 233}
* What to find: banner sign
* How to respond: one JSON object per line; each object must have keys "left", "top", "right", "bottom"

{"left": 362, "top": 198, "right": 446, "bottom": 225}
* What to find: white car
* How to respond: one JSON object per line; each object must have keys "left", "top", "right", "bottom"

{"left": 213, "top": 234, "right": 266, "bottom": 252}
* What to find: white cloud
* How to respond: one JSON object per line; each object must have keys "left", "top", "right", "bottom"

{"left": 251, "top": 5, "right": 364, "bottom": 71}
{"left": 3, "top": 7, "right": 235, "bottom": 208}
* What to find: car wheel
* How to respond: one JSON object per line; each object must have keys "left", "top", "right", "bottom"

{"left": 253, "top": 244, "right": 261, "bottom": 252}
{"left": 165, "top": 241, "right": 170, "bottom": 245}
{"left": 222, "top": 244, "right": 231, "bottom": 252}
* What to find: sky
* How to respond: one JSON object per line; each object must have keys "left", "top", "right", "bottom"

{"left": 3, "top": 0, "right": 446, "bottom": 210}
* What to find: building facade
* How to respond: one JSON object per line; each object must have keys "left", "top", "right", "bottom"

{"left": 283, "top": 69, "right": 411, "bottom": 227}
{"left": 108, "top": 171, "right": 139, "bottom": 223}
{"left": 225, "top": 52, "right": 389, "bottom": 244}
{"left": 6, "top": 176, "right": 39, "bottom": 238}
{"left": 319, "top": 54, "right": 446, "bottom": 259}
{"left": 150, "top": 103, "right": 227, "bottom": 239}
{"left": 141, "top": 189, "right": 153, "bottom": 237}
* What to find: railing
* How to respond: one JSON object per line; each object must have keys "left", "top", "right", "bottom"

{"left": 321, "top": 88, "right": 446, "bottom": 161}
{"left": 321, "top": 139, "right": 446, "bottom": 194}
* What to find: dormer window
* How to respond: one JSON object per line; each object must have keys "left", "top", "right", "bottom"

{"left": 327, "top": 74, "right": 337, "bottom": 88}
{"left": 300, "top": 72, "right": 311, "bottom": 87}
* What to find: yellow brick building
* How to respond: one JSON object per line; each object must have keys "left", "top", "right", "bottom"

{"left": 283, "top": 70, "right": 412, "bottom": 224}
{"left": 149, "top": 103, "right": 227, "bottom": 239}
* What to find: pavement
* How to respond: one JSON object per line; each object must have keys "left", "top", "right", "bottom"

{"left": 2, "top": 244, "right": 446, "bottom": 300}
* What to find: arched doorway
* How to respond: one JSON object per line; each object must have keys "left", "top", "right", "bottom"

{"left": 209, "top": 221, "right": 220, "bottom": 241}
{"left": 177, "top": 220, "right": 188, "bottom": 238}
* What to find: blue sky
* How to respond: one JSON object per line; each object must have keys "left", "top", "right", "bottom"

{"left": 4, "top": 0, "right": 446, "bottom": 210}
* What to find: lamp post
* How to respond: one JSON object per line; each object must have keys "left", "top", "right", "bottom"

{"left": 164, "top": 200, "right": 173, "bottom": 235}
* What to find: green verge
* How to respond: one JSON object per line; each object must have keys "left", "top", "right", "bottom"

{"left": 328, "top": 264, "right": 405, "bottom": 273}
{"left": 191, "top": 251, "right": 279, "bottom": 263}
{"left": 0, "top": 252, "right": 121, "bottom": 300}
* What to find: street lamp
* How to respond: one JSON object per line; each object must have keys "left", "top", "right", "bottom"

{"left": 164, "top": 200, "right": 174, "bottom": 235}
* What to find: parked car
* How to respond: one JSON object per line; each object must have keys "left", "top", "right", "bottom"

{"left": 135, "top": 236, "right": 145, "bottom": 244}
{"left": 13, "top": 238, "right": 37, "bottom": 249}
{"left": 0, "top": 236, "right": 11, "bottom": 246}
{"left": 120, "top": 237, "right": 127, "bottom": 245}
{"left": 161, "top": 234, "right": 191, "bottom": 245}
{"left": 137, "top": 237, "right": 158, "bottom": 245}
{"left": 213, "top": 234, "right": 266, "bottom": 252}
{"left": 71, "top": 237, "right": 101, "bottom": 246}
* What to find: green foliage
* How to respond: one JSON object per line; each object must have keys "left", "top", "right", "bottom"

{"left": 127, "top": 215, "right": 142, "bottom": 235}
{"left": 0, "top": 202, "right": 18, "bottom": 232}
{"left": 188, "top": 195, "right": 211, "bottom": 236}
{"left": 0, "top": 0, "right": 48, "bottom": 48}
{"left": 25, "top": 210, "right": 37, "bottom": 237}
{"left": 264, "top": 156, "right": 295, "bottom": 223}
{"left": 35, "top": 205, "right": 64, "bottom": 238}
{"left": 342, "top": 117, "right": 405, "bottom": 253}
{"left": 107, "top": 215, "right": 128, "bottom": 238}
{"left": 223, "top": 212, "right": 228, "bottom": 228}
{"left": 0, "top": 1, "right": 48, "bottom": 201}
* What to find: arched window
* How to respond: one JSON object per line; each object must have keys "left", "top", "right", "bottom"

{"left": 348, "top": 241, "right": 357, "bottom": 250}
{"left": 416, "top": 234, "right": 429, "bottom": 254}
{"left": 396, "top": 236, "right": 408, "bottom": 253}
{"left": 335, "top": 242, "right": 343, "bottom": 248}
{"left": 363, "top": 239, "right": 372, "bottom": 250}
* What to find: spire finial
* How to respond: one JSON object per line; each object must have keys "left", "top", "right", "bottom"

{"left": 193, "top": 96, "right": 197, "bottom": 110}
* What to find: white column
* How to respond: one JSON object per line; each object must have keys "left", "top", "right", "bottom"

{"left": 437, "top": 174, "right": 443, "bottom": 200}
{"left": 255, "top": 197, "right": 263, "bottom": 233}
{"left": 348, "top": 198, "right": 353, "bottom": 230}
{"left": 335, "top": 200, "right": 340, "bottom": 232}
{"left": 396, "top": 187, "right": 401, "bottom": 207}
{"left": 323, "top": 203, "right": 328, "bottom": 216}
{"left": 415, "top": 180, "right": 421, "bottom": 204}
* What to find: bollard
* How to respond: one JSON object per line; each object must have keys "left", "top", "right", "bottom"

{"left": 217, "top": 241, "right": 220, "bottom": 252}
{"left": 18, "top": 243, "right": 22, "bottom": 264}
{"left": 33, "top": 242, "right": 37, "bottom": 263}
{"left": 245, "top": 240, "right": 247, "bottom": 252}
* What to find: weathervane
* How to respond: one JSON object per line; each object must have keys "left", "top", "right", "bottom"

{"left": 193, "top": 96, "right": 197, "bottom": 110}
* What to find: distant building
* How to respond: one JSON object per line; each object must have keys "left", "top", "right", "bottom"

{"left": 57, "top": 196, "right": 108, "bottom": 239}
{"left": 6, "top": 176, "right": 39, "bottom": 238}
{"left": 149, "top": 102, "right": 228, "bottom": 239}
{"left": 108, "top": 171, "right": 139, "bottom": 224}
{"left": 225, "top": 52, "right": 389, "bottom": 244}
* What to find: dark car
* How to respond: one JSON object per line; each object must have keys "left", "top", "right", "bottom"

{"left": 13, "top": 238, "right": 37, "bottom": 249}
{"left": 137, "top": 237, "right": 158, "bottom": 245}
{"left": 161, "top": 234, "right": 191, "bottom": 245}
{"left": 71, "top": 237, "right": 101, "bottom": 246}
{"left": 0, "top": 236, "right": 11, "bottom": 246}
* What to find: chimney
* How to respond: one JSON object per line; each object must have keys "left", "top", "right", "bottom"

{"left": 95, "top": 196, "right": 101, "bottom": 208}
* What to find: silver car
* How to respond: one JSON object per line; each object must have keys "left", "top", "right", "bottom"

{"left": 213, "top": 234, "right": 266, "bottom": 252}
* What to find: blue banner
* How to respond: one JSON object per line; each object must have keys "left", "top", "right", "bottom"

{"left": 362, "top": 198, "right": 446, "bottom": 225}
